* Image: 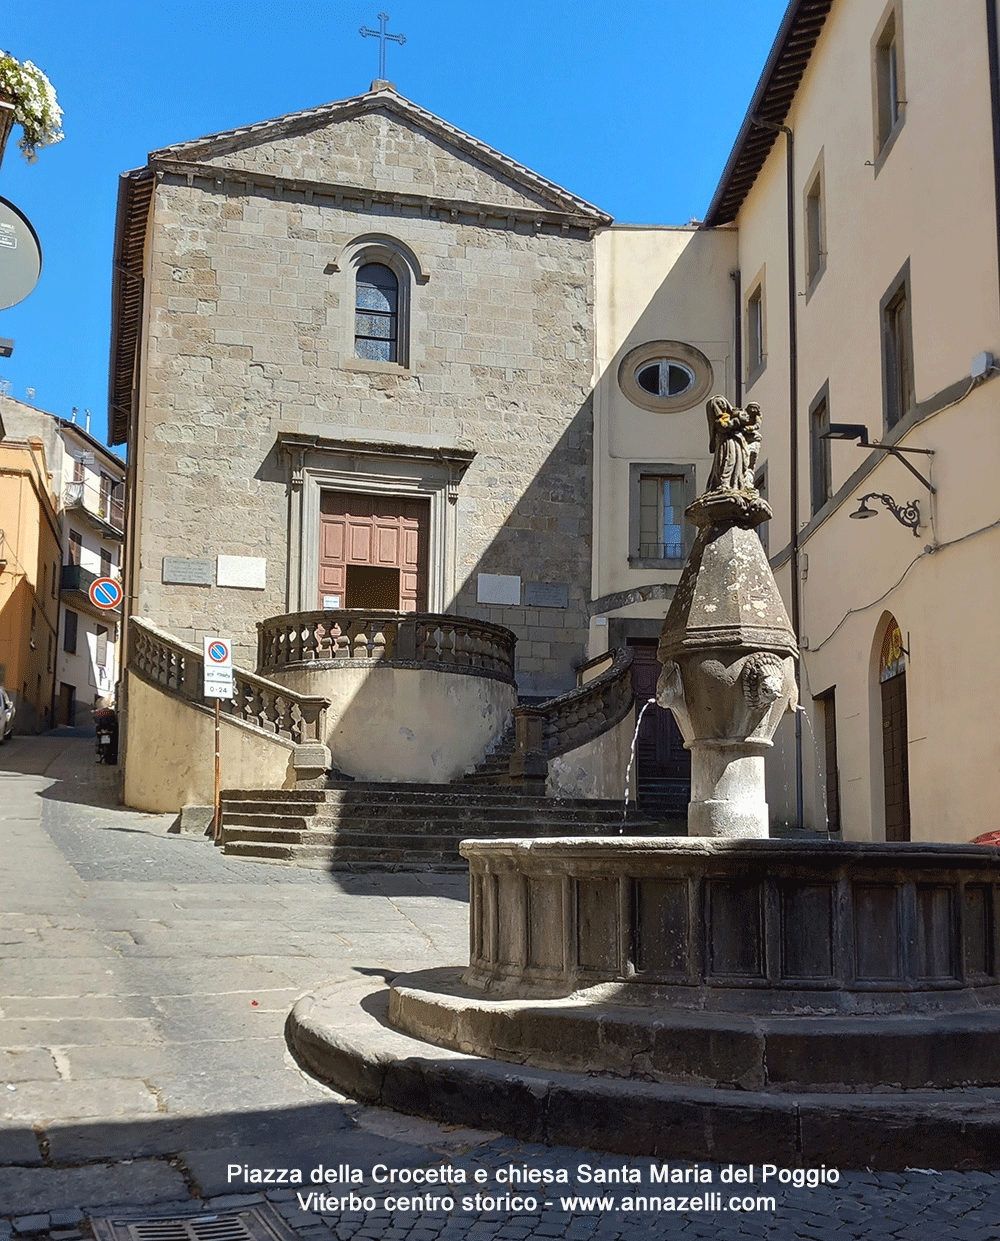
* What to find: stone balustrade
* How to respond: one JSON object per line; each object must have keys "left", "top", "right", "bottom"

{"left": 509, "top": 647, "right": 634, "bottom": 791}
{"left": 256, "top": 610, "right": 517, "bottom": 683}
{"left": 130, "top": 616, "right": 328, "bottom": 745}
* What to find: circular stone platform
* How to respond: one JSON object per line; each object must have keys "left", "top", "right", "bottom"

{"left": 287, "top": 975, "right": 1000, "bottom": 1169}
{"left": 287, "top": 836, "right": 1000, "bottom": 1168}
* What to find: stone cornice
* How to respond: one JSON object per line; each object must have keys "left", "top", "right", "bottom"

{"left": 151, "top": 156, "right": 606, "bottom": 237}
{"left": 149, "top": 86, "right": 612, "bottom": 228}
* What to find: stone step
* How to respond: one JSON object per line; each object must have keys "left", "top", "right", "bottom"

{"left": 221, "top": 822, "right": 657, "bottom": 847}
{"left": 221, "top": 803, "right": 649, "bottom": 827}
{"left": 222, "top": 784, "right": 633, "bottom": 809}
{"left": 221, "top": 840, "right": 466, "bottom": 871}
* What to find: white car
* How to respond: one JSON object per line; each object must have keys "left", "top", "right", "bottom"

{"left": 0, "top": 688, "right": 15, "bottom": 742}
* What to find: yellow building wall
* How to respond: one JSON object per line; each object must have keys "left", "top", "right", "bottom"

{"left": 732, "top": 0, "right": 1000, "bottom": 840}
{"left": 592, "top": 225, "right": 738, "bottom": 640}
{"left": 0, "top": 441, "right": 62, "bottom": 732}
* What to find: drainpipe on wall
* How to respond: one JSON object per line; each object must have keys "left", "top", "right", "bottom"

{"left": 986, "top": 1, "right": 1000, "bottom": 316}
{"left": 751, "top": 115, "right": 804, "bottom": 830}
{"left": 731, "top": 269, "right": 743, "bottom": 407}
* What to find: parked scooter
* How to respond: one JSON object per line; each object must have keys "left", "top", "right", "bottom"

{"left": 93, "top": 706, "right": 119, "bottom": 764}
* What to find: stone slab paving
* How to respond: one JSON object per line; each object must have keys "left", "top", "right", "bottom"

{"left": 1, "top": 734, "right": 999, "bottom": 1239}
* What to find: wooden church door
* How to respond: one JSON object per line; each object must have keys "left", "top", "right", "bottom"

{"left": 319, "top": 491, "right": 429, "bottom": 611}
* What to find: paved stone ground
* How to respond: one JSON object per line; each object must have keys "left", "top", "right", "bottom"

{"left": 1, "top": 733, "right": 999, "bottom": 1239}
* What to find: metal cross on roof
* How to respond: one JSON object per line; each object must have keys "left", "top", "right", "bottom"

{"left": 359, "top": 12, "right": 406, "bottom": 81}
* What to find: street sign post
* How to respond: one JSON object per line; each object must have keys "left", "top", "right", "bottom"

{"left": 203, "top": 637, "right": 234, "bottom": 699}
{"left": 89, "top": 577, "right": 124, "bottom": 611}
{"left": 203, "top": 637, "right": 234, "bottom": 840}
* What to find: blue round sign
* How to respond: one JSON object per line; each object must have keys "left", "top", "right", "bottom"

{"left": 89, "top": 576, "right": 123, "bottom": 610}
{"left": 208, "top": 641, "right": 229, "bottom": 663}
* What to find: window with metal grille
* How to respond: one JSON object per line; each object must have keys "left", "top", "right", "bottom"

{"left": 639, "top": 475, "right": 685, "bottom": 559}
{"left": 355, "top": 262, "right": 399, "bottom": 361}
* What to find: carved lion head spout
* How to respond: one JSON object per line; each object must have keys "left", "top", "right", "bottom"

{"left": 655, "top": 660, "right": 685, "bottom": 711}
{"left": 741, "top": 652, "right": 785, "bottom": 709}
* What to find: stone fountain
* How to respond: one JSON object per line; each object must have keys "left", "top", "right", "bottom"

{"left": 288, "top": 398, "right": 1000, "bottom": 1169}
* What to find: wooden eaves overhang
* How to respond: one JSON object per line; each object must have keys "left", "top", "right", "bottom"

{"left": 108, "top": 167, "right": 154, "bottom": 447}
{"left": 703, "top": 0, "right": 834, "bottom": 227}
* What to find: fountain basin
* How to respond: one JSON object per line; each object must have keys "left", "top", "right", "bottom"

{"left": 462, "top": 837, "right": 1000, "bottom": 1013}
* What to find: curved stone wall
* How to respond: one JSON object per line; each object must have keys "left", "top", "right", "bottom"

{"left": 275, "top": 662, "right": 516, "bottom": 783}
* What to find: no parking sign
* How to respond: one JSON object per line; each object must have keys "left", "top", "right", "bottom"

{"left": 203, "top": 637, "right": 234, "bottom": 700}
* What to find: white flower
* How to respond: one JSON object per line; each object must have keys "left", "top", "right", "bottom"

{"left": 0, "top": 50, "right": 63, "bottom": 162}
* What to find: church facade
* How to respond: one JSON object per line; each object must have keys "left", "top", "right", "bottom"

{"left": 111, "top": 87, "right": 609, "bottom": 700}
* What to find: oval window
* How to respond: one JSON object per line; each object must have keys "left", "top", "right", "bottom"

{"left": 618, "top": 341, "right": 714, "bottom": 413}
{"left": 636, "top": 360, "right": 696, "bottom": 398}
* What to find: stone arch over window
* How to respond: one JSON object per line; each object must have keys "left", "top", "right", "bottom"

{"left": 333, "top": 234, "right": 430, "bottom": 370}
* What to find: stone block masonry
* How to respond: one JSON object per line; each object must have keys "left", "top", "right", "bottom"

{"left": 135, "top": 105, "right": 598, "bottom": 695}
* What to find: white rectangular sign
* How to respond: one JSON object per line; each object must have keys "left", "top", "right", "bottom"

{"left": 203, "top": 637, "right": 234, "bottom": 700}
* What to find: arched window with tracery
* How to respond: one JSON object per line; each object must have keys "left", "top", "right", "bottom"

{"left": 355, "top": 262, "right": 399, "bottom": 362}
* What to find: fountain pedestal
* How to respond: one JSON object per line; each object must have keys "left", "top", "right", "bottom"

{"left": 656, "top": 491, "right": 797, "bottom": 838}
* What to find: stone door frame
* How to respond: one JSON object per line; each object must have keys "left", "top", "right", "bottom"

{"left": 278, "top": 433, "right": 475, "bottom": 615}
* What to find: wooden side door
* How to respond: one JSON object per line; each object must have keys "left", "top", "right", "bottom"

{"left": 881, "top": 670, "right": 911, "bottom": 841}
{"left": 628, "top": 641, "right": 691, "bottom": 815}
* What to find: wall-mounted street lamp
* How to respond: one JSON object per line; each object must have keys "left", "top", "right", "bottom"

{"left": 822, "top": 423, "right": 935, "bottom": 537}
{"left": 849, "top": 492, "right": 922, "bottom": 535}
{"left": 821, "top": 423, "right": 936, "bottom": 491}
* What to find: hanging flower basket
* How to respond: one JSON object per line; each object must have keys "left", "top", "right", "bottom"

{"left": 0, "top": 51, "right": 63, "bottom": 168}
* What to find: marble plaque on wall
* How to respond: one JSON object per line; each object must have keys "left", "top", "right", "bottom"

{"left": 217, "top": 555, "right": 266, "bottom": 589}
{"left": 524, "top": 581, "right": 568, "bottom": 609}
{"left": 477, "top": 573, "right": 521, "bottom": 605}
{"left": 162, "top": 557, "right": 213, "bottom": 585}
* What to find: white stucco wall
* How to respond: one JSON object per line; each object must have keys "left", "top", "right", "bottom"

{"left": 123, "top": 672, "right": 296, "bottom": 811}
{"left": 736, "top": 0, "right": 1000, "bottom": 841}
{"left": 274, "top": 664, "right": 516, "bottom": 784}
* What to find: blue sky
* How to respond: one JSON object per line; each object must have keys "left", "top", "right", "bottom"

{"left": 0, "top": 1, "right": 788, "bottom": 447}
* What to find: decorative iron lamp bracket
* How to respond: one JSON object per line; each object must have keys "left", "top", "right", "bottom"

{"left": 851, "top": 492, "right": 922, "bottom": 536}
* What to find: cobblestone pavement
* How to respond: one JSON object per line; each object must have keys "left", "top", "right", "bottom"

{"left": 1, "top": 734, "right": 999, "bottom": 1240}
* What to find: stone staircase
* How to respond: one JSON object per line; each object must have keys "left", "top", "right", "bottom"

{"left": 462, "top": 720, "right": 517, "bottom": 785}
{"left": 218, "top": 783, "right": 680, "bottom": 870}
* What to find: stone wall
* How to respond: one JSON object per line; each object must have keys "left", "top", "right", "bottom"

{"left": 133, "top": 101, "right": 599, "bottom": 697}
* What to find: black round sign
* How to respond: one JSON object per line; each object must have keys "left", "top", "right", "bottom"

{"left": 0, "top": 195, "right": 42, "bottom": 311}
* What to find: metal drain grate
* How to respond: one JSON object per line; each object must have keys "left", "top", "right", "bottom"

{"left": 90, "top": 1203, "right": 300, "bottom": 1241}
